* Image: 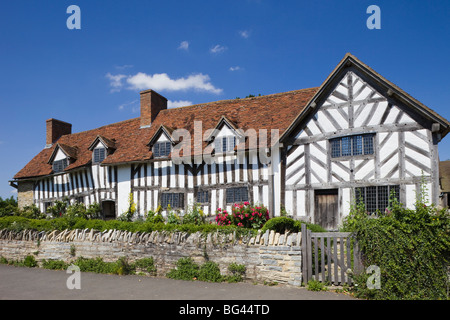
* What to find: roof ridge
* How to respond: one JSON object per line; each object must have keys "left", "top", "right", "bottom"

{"left": 159, "top": 87, "right": 320, "bottom": 112}
{"left": 61, "top": 117, "right": 140, "bottom": 138}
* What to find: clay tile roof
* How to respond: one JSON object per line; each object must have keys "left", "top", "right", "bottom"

{"left": 13, "top": 87, "right": 318, "bottom": 179}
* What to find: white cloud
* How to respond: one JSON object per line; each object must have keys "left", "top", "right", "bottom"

{"left": 210, "top": 44, "right": 227, "bottom": 54}
{"left": 178, "top": 41, "right": 189, "bottom": 50}
{"left": 168, "top": 100, "right": 193, "bottom": 109}
{"left": 126, "top": 72, "right": 223, "bottom": 94}
{"left": 114, "top": 64, "right": 134, "bottom": 70}
{"left": 229, "top": 66, "right": 241, "bottom": 71}
{"left": 118, "top": 99, "right": 138, "bottom": 112}
{"left": 239, "top": 30, "right": 250, "bottom": 38}
{"left": 107, "top": 71, "right": 223, "bottom": 95}
{"left": 106, "top": 73, "right": 126, "bottom": 92}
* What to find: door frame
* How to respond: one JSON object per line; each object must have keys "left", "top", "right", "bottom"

{"left": 314, "top": 189, "right": 339, "bottom": 230}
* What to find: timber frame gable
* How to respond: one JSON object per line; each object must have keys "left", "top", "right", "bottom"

{"left": 278, "top": 53, "right": 450, "bottom": 229}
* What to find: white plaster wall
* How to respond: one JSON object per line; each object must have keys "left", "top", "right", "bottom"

{"left": 117, "top": 165, "right": 131, "bottom": 215}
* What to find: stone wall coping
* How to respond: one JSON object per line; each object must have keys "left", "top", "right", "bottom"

{"left": 0, "top": 228, "right": 302, "bottom": 247}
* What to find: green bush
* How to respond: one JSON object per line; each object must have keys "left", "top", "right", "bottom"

{"left": 198, "top": 261, "right": 223, "bottom": 282}
{"left": 226, "top": 263, "right": 246, "bottom": 283}
{"left": 42, "top": 259, "right": 69, "bottom": 270}
{"left": 134, "top": 257, "right": 157, "bottom": 276}
{"left": 307, "top": 279, "right": 327, "bottom": 291}
{"left": 182, "top": 203, "right": 205, "bottom": 225}
{"left": 342, "top": 185, "right": 450, "bottom": 300}
{"left": 23, "top": 255, "right": 37, "bottom": 268}
{"left": 167, "top": 258, "right": 246, "bottom": 283}
{"left": 260, "top": 217, "right": 326, "bottom": 234}
{"left": 167, "top": 257, "right": 200, "bottom": 281}
{"left": 0, "top": 196, "right": 19, "bottom": 217}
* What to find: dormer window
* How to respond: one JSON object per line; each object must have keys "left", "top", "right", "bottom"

{"left": 215, "top": 136, "right": 236, "bottom": 153}
{"left": 48, "top": 143, "right": 77, "bottom": 174}
{"left": 93, "top": 147, "right": 106, "bottom": 164}
{"left": 53, "top": 158, "right": 68, "bottom": 173}
{"left": 88, "top": 135, "right": 116, "bottom": 165}
{"left": 153, "top": 141, "right": 171, "bottom": 158}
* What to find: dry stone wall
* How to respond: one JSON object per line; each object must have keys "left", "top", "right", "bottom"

{"left": 0, "top": 228, "right": 303, "bottom": 286}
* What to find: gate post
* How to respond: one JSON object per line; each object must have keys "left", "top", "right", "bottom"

{"left": 301, "top": 223, "right": 308, "bottom": 285}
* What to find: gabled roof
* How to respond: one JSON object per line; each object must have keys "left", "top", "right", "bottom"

{"left": 88, "top": 135, "right": 117, "bottom": 151}
{"left": 280, "top": 53, "right": 450, "bottom": 142}
{"left": 47, "top": 143, "right": 78, "bottom": 164}
{"left": 147, "top": 124, "right": 176, "bottom": 147}
{"left": 14, "top": 87, "right": 317, "bottom": 179}
{"left": 204, "top": 115, "right": 244, "bottom": 142}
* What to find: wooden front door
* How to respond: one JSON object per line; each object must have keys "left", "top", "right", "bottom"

{"left": 314, "top": 189, "right": 339, "bottom": 230}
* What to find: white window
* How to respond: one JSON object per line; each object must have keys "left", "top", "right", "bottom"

{"left": 215, "top": 136, "right": 236, "bottom": 153}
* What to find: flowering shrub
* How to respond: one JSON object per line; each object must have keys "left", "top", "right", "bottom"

{"left": 215, "top": 202, "right": 270, "bottom": 229}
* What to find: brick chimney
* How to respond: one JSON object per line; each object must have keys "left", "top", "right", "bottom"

{"left": 140, "top": 89, "right": 168, "bottom": 128}
{"left": 46, "top": 118, "right": 72, "bottom": 148}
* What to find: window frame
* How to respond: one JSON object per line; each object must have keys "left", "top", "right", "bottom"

{"left": 93, "top": 147, "right": 106, "bottom": 164}
{"left": 52, "top": 158, "right": 68, "bottom": 173}
{"left": 330, "top": 133, "right": 375, "bottom": 159}
{"left": 153, "top": 141, "right": 172, "bottom": 158}
{"left": 354, "top": 185, "right": 400, "bottom": 214}
{"left": 215, "top": 136, "right": 237, "bottom": 154}
{"left": 160, "top": 192, "right": 184, "bottom": 209}
{"left": 196, "top": 190, "right": 209, "bottom": 204}
{"left": 226, "top": 187, "right": 249, "bottom": 204}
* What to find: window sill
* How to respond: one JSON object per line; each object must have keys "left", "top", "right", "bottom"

{"left": 331, "top": 154, "right": 375, "bottom": 161}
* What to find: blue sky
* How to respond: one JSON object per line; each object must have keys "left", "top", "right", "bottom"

{"left": 1, "top": 0, "right": 450, "bottom": 199}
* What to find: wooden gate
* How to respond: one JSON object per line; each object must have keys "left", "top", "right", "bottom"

{"left": 301, "top": 223, "right": 363, "bottom": 286}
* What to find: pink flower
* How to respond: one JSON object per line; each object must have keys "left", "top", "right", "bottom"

{"left": 218, "top": 208, "right": 222, "bottom": 212}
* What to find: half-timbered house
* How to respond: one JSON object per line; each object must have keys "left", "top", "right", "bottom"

{"left": 11, "top": 54, "right": 450, "bottom": 229}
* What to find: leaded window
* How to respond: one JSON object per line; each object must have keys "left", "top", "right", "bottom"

{"left": 52, "top": 159, "right": 68, "bottom": 173}
{"left": 226, "top": 187, "right": 249, "bottom": 204}
{"left": 93, "top": 147, "right": 106, "bottom": 164}
{"left": 355, "top": 185, "right": 400, "bottom": 214}
{"left": 330, "top": 134, "right": 374, "bottom": 158}
{"left": 153, "top": 142, "right": 172, "bottom": 158}
{"left": 196, "top": 190, "right": 209, "bottom": 203}
{"left": 161, "top": 193, "right": 184, "bottom": 209}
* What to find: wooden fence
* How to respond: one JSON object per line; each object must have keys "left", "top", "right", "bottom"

{"left": 301, "top": 223, "right": 363, "bottom": 286}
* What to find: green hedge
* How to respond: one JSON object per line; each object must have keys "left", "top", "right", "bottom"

{"left": 260, "top": 216, "right": 326, "bottom": 234}
{"left": 0, "top": 216, "right": 256, "bottom": 237}
{"left": 342, "top": 188, "right": 450, "bottom": 300}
